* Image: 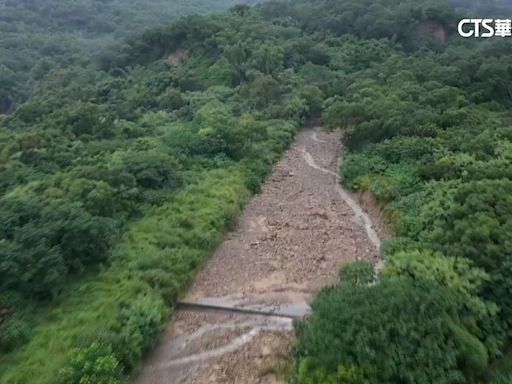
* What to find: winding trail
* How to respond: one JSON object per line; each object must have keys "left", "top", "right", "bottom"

{"left": 133, "top": 127, "right": 384, "bottom": 384}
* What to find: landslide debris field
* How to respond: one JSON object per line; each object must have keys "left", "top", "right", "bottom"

{"left": 133, "top": 127, "right": 384, "bottom": 384}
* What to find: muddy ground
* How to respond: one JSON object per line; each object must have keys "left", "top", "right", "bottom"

{"left": 132, "top": 127, "right": 383, "bottom": 384}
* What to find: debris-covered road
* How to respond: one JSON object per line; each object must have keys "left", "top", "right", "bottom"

{"left": 133, "top": 127, "right": 384, "bottom": 384}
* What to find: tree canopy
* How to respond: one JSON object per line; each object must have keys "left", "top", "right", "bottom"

{"left": 1, "top": 0, "right": 512, "bottom": 383}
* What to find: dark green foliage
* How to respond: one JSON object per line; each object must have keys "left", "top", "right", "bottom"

{"left": 295, "top": 360, "right": 369, "bottom": 384}
{"left": 450, "top": 0, "right": 512, "bottom": 16}
{"left": 2, "top": 0, "right": 512, "bottom": 382}
{"left": 331, "top": 1, "right": 512, "bottom": 381}
{"left": 1, "top": 1, "right": 310, "bottom": 380}
{"left": 339, "top": 261, "right": 375, "bottom": 285}
{"left": 293, "top": 278, "right": 485, "bottom": 384}
{"left": 0, "top": 314, "right": 31, "bottom": 354}
{"left": 53, "top": 102, "right": 115, "bottom": 138}
{"left": 252, "top": 0, "right": 512, "bottom": 382}
{"left": 0, "top": 197, "right": 117, "bottom": 298}
{"left": 57, "top": 343, "right": 123, "bottom": 384}
{"left": 417, "top": 180, "right": 512, "bottom": 327}
{"left": 243, "top": 75, "right": 282, "bottom": 108}
{"left": 112, "top": 151, "right": 179, "bottom": 190}
{"left": 109, "top": 294, "right": 169, "bottom": 371}
{"left": 0, "top": 0, "right": 242, "bottom": 111}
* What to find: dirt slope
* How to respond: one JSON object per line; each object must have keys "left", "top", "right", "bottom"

{"left": 132, "top": 127, "right": 382, "bottom": 384}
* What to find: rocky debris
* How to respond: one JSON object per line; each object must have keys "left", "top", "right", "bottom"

{"left": 195, "top": 331, "right": 293, "bottom": 384}
{"left": 133, "top": 127, "right": 385, "bottom": 384}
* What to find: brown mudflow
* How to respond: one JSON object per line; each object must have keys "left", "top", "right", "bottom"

{"left": 132, "top": 127, "right": 384, "bottom": 384}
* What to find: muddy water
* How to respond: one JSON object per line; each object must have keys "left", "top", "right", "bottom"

{"left": 132, "top": 127, "right": 383, "bottom": 384}
{"left": 301, "top": 142, "right": 381, "bottom": 251}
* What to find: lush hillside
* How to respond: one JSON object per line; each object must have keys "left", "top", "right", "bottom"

{"left": 450, "top": 0, "right": 512, "bottom": 15}
{"left": 0, "top": 0, "right": 248, "bottom": 113}
{"left": 1, "top": 0, "right": 512, "bottom": 383}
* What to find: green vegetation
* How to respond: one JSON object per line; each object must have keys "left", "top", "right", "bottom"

{"left": 0, "top": 0, "right": 247, "bottom": 113}
{"left": 1, "top": 168, "right": 250, "bottom": 383}
{"left": 450, "top": 0, "right": 512, "bottom": 16}
{"left": 1, "top": 0, "right": 512, "bottom": 383}
{"left": 291, "top": 0, "right": 512, "bottom": 382}
{"left": 1, "top": 1, "right": 318, "bottom": 382}
{"left": 295, "top": 265, "right": 489, "bottom": 384}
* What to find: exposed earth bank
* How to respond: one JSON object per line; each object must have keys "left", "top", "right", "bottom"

{"left": 133, "top": 127, "right": 384, "bottom": 384}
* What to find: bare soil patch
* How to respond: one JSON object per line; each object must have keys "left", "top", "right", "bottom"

{"left": 168, "top": 48, "right": 187, "bottom": 65}
{"left": 133, "top": 127, "right": 384, "bottom": 384}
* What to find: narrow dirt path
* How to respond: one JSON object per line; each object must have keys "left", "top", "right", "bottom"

{"left": 132, "top": 127, "right": 383, "bottom": 384}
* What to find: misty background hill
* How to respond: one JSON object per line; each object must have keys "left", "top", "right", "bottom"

{"left": 2, "top": 0, "right": 512, "bottom": 383}
{"left": 449, "top": 0, "right": 512, "bottom": 15}
{"left": 2, "top": 0, "right": 512, "bottom": 114}
{"left": 0, "top": 0, "right": 254, "bottom": 113}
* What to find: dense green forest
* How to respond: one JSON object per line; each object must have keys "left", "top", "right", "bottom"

{"left": 0, "top": 0, "right": 252, "bottom": 114}
{"left": 449, "top": 0, "right": 512, "bottom": 15}
{"left": 1, "top": 0, "right": 512, "bottom": 383}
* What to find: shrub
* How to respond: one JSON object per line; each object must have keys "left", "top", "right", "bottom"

{"left": 109, "top": 293, "right": 169, "bottom": 371}
{"left": 111, "top": 151, "right": 180, "bottom": 190}
{"left": 293, "top": 278, "right": 487, "bottom": 384}
{"left": 338, "top": 261, "right": 374, "bottom": 285}
{"left": 491, "top": 375, "right": 512, "bottom": 384}
{"left": 417, "top": 180, "right": 512, "bottom": 327}
{"left": 379, "top": 237, "right": 418, "bottom": 258}
{"left": 383, "top": 250, "right": 488, "bottom": 307}
{"left": 295, "top": 359, "right": 370, "bottom": 384}
{"left": 57, "top": 343, "right": 122, "bottom": 384}
{"left": 0, "top": 315, "right": 31, "bottom": 354}
{"left": 383, "top": 249, "right": 505, "bottom": 357}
